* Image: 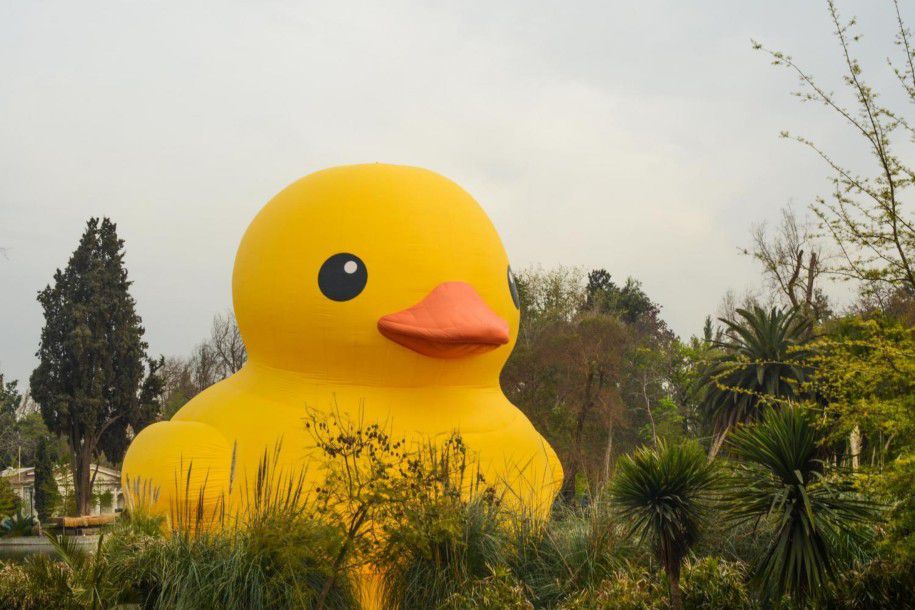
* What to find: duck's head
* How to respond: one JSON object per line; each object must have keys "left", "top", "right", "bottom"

{"left": 232, "top": 164, "right": 521, "bottom": 386}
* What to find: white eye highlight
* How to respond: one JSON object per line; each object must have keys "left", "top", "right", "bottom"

{"left": 343, "top": 260, "right": 359, "bottom": 274}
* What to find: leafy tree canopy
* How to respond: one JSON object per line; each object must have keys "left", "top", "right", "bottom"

{"left": 30, "top": 217, "right": 160, "bottom": 515}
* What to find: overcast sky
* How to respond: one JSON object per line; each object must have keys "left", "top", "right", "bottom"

{"left": 1, "top": 1, "right": 909, "bottom": 385}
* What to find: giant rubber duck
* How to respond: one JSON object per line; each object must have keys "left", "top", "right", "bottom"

{"left": 122, "top": 164, "right": 561, "bottom": 528}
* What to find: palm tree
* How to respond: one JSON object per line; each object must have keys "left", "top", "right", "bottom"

{"left": 723, "top": 406, "right": 876, "bottom": 604}
{"left": 609, "top": 441, "right": 717, "bottom": 610}
{"left": 699, "top": 305, "right": 812, "bottom": 456}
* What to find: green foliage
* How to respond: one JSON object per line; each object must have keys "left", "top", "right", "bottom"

{"left": 0, "top": 374, "right": 21, "bottom": 417}
{"left": 505, "top": 266, "right": 688, "bottom": 501}
{"left": 699, "top": 306, "right": 812, "bottom": 450}
{"left": 875, "top": 451, "right": 915, "bottom": 562}
{"left": 806, "top": 317, "right": 915, "bottom": 466}
{"left": 564, "top": 557, "right": 754, "bottom": 610}
{"left": 803, "top": 316, "right": 915, "bottom": 572}
{"left": 611, "top": 442, "right": 717, "bottom": 568}
{"left": 0, "top": 557, "right": 70, "bottom": 610}
{"left": 0, "top": 477, "right": 20, "bottom": 518}
{"left": 586, "top": 269, "right": 666, "bottom": 328}
{"left": 680, "top": 556, "right": 752, "bottom": 610}
{"left": 821, "top": 554, "right": 915, "bottom": 610}
{"left": 0, "top": 372, "right": 57, "bottom": 474}
{"left": 640, "top": 397, "right": 685, "bottom": 445}
{"left": 724, "top": 406, "right": 878, "bottom": 604}
{"left": 0, "top": 533, "right": 122, "bottom": 610}
{"left": 2, "top": 411, "right": 906, "bottom": 609}
{"left": 560, "top": 563, "right": 668, "bottom": 610}
{"left": 0, "top": 501, "right": 355, "bottom": 610}
{"left": 377, "top": 452, "right": 508, "bottom": 608}
{"left": 2, "top": 513, "right": 36, "bottom": 537}
{"left": 30, "top": 217, "right": 159, "bottom": 515}
{"left": 511, "top": 501, "right": 638, "bottom": 607}
{"left": 34, "top": 435, "right": 60, "bottom": 521}
{"left": 0, "top": 374, "right": 23, "bottom": 469}
{"left": 134, "top": 520, "right": 354, "bottom": 609}
{"left": 439, "top": 566, "right": 533, "bottom": 609}
{"left": 610, "top": 441, "right": 718, "bottom": 609}
{"left": 93, "top": 490, "right": 114, "bottom": 513}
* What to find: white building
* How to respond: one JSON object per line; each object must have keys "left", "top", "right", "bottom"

{"left": 0, "top": 464, "right": 125, "bottom": 518}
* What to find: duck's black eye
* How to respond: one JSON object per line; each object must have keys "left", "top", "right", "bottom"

{"left": 318, "top": 253, "right": 367, "bottom": 301}
{"left": 508, "top": 266, "right": 520, "bottom": 309}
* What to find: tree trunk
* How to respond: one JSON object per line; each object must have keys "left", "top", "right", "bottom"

{"left": 641, "top": 373, "right": 658, "bottom": 446}
{"left": 667, "top": 569, "right": 683, "bottom": 610}
{"left": 849, "top": 425, "right": 861, "bottom": 471}
{"left": 559, "top": 459, "right": 578, "bottom": 503}
{"left": 73, "top": 443, "right": 93, "bottom": 516}
{"left": 602, "top": 422, "right": 614, "bottom": 482}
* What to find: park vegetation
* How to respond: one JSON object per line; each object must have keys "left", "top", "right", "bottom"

{"left": 1, "top": 0, "right": 914, "bottom": 608}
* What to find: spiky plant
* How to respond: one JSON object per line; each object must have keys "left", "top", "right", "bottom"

{"left": 723, "top": 405, "right": 877, "bottom": 604}
{"left": 700, "top": 305, "right": 813, "bottom": 455}
{"left": 609, "top": 441, "right": 718, "bottom": 610}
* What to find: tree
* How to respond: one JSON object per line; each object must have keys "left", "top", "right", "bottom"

{"left": 30, "top": 217, "right": 159, "bottom": 515}
{"left": 209, "top": 312, "right": 246, "bottom": 375}
{"left": 804, "top": 316, "right": 915, "bottom": 563}
{"left": 0, "top": 374, "right": 23, "bottom": 469}
{"left": 699, "top": 306, "right": 812, "bottom": 457}
{"left": 754, "top": 0, "right": 915, "bottom": 294}
{"left": 586, "top": 269, "right": 667, "bottom": 331}
{"left": 503, "top": 268, "right": 629, "bottom": 498}
{"left": 0, "top": 374, "right": 20, "bottom": 416}
{"left": 0, "top": 477, "right": 19, "bottom": 518}
{"left": 158, "top": 313, "right": 247, "bottom": 418}
{"left": 504, "top": 267, "right": 688, "bottom": 498}
{"left": 586, "top": 269, "right": 683, "bottom": 450}
{"left": 610, "top": 441, "right": 718, "bottom": 610}
{"left": 743, "top": 206, "right": 830, "bottom": 320}
{"left": 0, "top": 373, "right": 55, "bottom": 471}
{"left": 34, "top": 435, "right": 60, "bottom": 521}
{"left": 723, "top": 406, "right": 876, "bottom": 604}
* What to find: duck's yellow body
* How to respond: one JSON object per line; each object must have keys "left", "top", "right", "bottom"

{"left": 122, "top": 164, "right": 562, "bottom": 603}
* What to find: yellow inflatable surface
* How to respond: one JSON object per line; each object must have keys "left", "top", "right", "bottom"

{"left": 122, "top": 163, "right": 561, "bottom": 527}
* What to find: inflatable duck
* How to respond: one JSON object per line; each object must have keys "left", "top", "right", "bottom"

{"left": 122, "top": 164, "right": 561, "bottom": 527}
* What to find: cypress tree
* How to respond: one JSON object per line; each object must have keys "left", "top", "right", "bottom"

{"left": 33, "top": 436, "right": 60, "bottom": 521}
{"left": 31, "top": 217, "right": 159, "bottom": 515}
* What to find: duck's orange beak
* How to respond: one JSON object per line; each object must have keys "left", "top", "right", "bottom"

{"left": 378, "top": 282, "right": 510, "bottom": 359}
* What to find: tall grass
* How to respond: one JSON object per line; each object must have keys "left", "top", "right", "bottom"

{"left": 510, "top": 499, "right": 641, "bottom": 608}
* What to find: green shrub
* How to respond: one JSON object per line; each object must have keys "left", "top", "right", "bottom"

{"left": 2, "top": 513, "right": 36, "bottom": 537}
{"left": 0, "top": 534, "right": 122, "bottom": 610}
{"left": 559, "top": 562, "right": 668, "bottom": 610}
{"left": 0, "top": 477, "right": 20, "bottom": 518}
{"left": 379, "top": 493, "right": 508, "bottom": 609}
{"left": 375, "top": 436, "right": 513, "bottom": 609}
{"left": 680, "top": 556, "right": 752, "bottom": 610}
{"left": 0, "top": 562, "right": 40, "bottom": 610}
{"left": 439, "top": 566, "right": 533, "bottom": 609}
{"left": 510, "top": 500, "right": 638, "bottom": 608}
{"left": 103, "top": 500, "right": 356, "bottom": 609}
{"left": 0, "top": 558, "right": 75, "bottom": 610}
{"left": 821, "top": 555, "right": 915, "bottom": 609}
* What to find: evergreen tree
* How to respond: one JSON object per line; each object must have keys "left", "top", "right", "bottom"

{"left": 33, "top": 436, "right": 60, "bottom": 521}
{"left": 0, "top": 374, "right": 21, "bottom": 469}
{"left": 0, "top": 477, "right": 19, "bottom": 518}
{"left": 30, "top": 217, "right": 159, "bottom": 515}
